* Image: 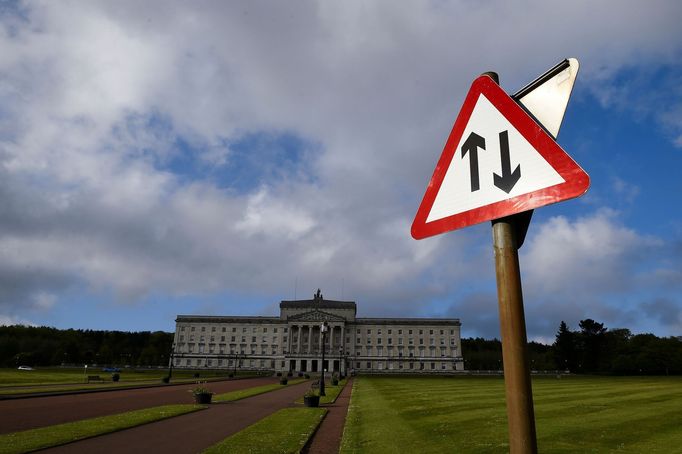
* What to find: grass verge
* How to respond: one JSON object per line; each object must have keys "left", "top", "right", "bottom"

{"left": 203, "top": 407, "right": 327, "bottom": 454}
{"left": 0, "top": 404, "right": 203, "bottom": 454}
{"left": 212, "top": 378, "right": 307, "bottom": 402}
{"left": 340, "top": 375, "right": 682, "bottom": 453}
{"left": 295, "top": 378, "right": 348, "bottom": 405}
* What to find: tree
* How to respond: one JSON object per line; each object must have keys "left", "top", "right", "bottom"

{"left": 553, "top": 321, "right": 577, "bottom": 371}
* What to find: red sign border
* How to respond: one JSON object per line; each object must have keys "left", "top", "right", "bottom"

{"left": 411, "top": 75, "right": 590, "bottom": 240}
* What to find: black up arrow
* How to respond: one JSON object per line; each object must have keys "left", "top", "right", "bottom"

{"left": 461, "top": 132, "right": 485, "bottom": 192}
{"left": 493, "top": 130, "right": 521, "bottom": 193}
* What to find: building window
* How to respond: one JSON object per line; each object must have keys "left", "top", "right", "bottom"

{"left": 252, "top": 327, "right": 257, "bottom": 333}
{"left": 357, "top": 329, "right": 360, "bottom": 334}
{"left": 431, "top": 362, "right": 435, "bottom": 370}
{"left": 398, "top": 338, "right": 403, "bottom": 345}
{"left": 201, "top": 327, "right": 206, "bottom": 332}
{"left": 388, "top": 329, "right": 392, "bottom": 335}
{"left": 212, "top": 327, "right": 216, "bottom": 332}
{"left": 243, "top": 327, "right": 247, "bottom": 332}
{"left": 398, "top": 329, "right": 402, "bottom": 335}
{"left": 357, "top": 337, "right": 361, "bottom": 343}
{"left": 284, "top": 328, "right": 288, "bottom": 333}
{"left": 377, "top": 338, "right": 382, "bottom": 344}
{"left": 263, "top": 328, "right": 268, "bottom": 333}
{"left": 181, "top": 326, "right": 185, "bottom": 332}
{"left": 378, "top": 329, "right": 382, "bottom": 335}
{"left": 429, "top": 329, "right": 433, "bottom": 335}
{"left": 274, "top": 328, "right": 278, "bottom": 333}
{"left": 367, "top": 361, "right": 371, "bottom": 369}
{"left": 388, "top": 338, "right": 392, "bottom": 344}
{"left": 191, "top": 327, "right": 195, "bottom": 332}
{"left": 450, "top": 330, "right": 454, "bottom": 335}
{"left": 233, "top": 327, "right": 236, "bottom": 332}
{"left": 419, "top": 330, "right": 423, "bottom": 335}
{"left": 367, "top": 329, "right": 372, "bottom": 335}
{"left": 222, "top": 327, "right": 226, "bottom": 332}
{"left": 419, "top": 339, "right": 424, "bottom": 345}
{"left": 179, "top": 335, "right": 184, "bottom": 341}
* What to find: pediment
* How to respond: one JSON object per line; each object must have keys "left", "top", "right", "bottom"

{"left": 288, "top": 310, "right": 346, "bottom": 322}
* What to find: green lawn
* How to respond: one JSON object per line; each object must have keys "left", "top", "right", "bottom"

{"left": 203, "top": 407, "right": 327, "bottom": 454}
{"left": 340, "top": 375, "right": 682, "bottom": 453}
{"left": 0, "top": 404, "right": 203, "bottom": 454}
{"left": 0, "top": 367, "right": 260, "bottom": 395}
{"left": 295, "top": 378, "right": 348, "bottom": 405}
{"left": 213, "top": 378, "right": 307, "bottom": 402}
{"left": 0, "top": 367, "right": 234, "bottom": 386}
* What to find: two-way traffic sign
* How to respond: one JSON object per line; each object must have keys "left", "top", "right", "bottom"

{"left": 411, "top": 74, "right": 589, "bottom": 240}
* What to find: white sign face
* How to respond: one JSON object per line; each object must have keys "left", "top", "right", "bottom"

{"left": 426, "top": 93, "right": 565, "bottom": 223}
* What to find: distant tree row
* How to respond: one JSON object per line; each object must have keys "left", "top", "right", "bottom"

{"left": 2, "top": 320, "right": 681, "bottom": 374}
{"left": 463, "top": 319, "right": 682, "bottom": 375}
{"left": 0, "top": 325, "right": 173, "bottom": 368}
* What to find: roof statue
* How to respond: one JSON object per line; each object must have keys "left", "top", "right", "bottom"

{"left": 314, "top": 289, "right": 323, "bottom": 302}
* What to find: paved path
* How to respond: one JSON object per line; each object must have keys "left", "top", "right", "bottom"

{"left": 0, "top": 376, "right": 277, "bottom": 434}
{"left": 43, "top": 380, "right": 312, "bottom": 454}
{"left": 305, "top": 378, "right": 354, "bottom": 454}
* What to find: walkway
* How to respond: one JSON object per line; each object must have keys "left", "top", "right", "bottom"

{"left": 43, "top": 380, "right": 312, "bottom": 454}
{"left": 305, "top": 377, "right": 354, "bottom": 454}
{"left": 0, "top": 376, "right": 276, "bottom": 434}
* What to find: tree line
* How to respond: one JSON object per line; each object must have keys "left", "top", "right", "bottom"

{"left": 464, "top": 319, "right": 682, "bottom": 375}
{"left": 0, "top": 325, "right": 173, "bottom": 368}
{"left": 2, "top": 320, "right": 681, "bottom": 374}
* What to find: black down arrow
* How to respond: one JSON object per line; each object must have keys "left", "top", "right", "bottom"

{"left": 493, "top": 130, "right": 521, "bottom": 193}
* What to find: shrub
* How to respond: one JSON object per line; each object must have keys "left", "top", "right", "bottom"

{"left": 161, "top": 376, "right": 170, "bottom": 384}
{"left": 297, "top": 372, "right": 304, "bottom": 377}
{"left": 112, "top": 373, "right": 120, "bottom": 382}
{"left": 276, "top": 372, "right": 282, "bottom": 377}
{"left": 304, "top": 373, "right": 310, "bottom": 379}
{"left": 280, "top": 377, "right": 288, "bottom": 385}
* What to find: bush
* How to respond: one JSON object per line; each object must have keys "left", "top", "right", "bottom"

{"left": 304, "top": 373, "right": 310, "bottom": 379}
{"left": 276, "top": 372, "right": 282, "bottom": 377}
{"left": 161, "top": 376, "right": 170, "bottom": 384}
{"left": 228, "top": 372, "right": 234, "bottom": 378}
{"left": 297, "top": 372, "right": 304, "bottom": 377}
{"left": 287, "top": 371, "right": 293, "bottom": 377}
{"left": 279, "top": 377, "right": 288, "bottom": 385}
{"left": 112, "top": 373, "right": 120, "bottom": 382}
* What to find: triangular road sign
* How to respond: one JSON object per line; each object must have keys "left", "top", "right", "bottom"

{"left": 411, "top": 74, "right": 589, "bottom": 240}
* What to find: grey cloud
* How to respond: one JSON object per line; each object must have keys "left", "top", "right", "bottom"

{"left": 0, "top": 1, "right": 681, "bottom": 334}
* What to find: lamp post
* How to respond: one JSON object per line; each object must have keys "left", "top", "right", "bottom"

{"left": 320, "top": 321, "right": 328, "bottom": 396}
{"left": 167, "top": 343, "right": 175, "bottom": 381}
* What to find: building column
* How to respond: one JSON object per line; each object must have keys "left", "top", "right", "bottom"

{"left": 297, "top": 325, "right": 302, "bottom": 354}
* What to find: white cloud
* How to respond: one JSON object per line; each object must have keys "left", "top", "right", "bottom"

{"left": 0, "top": 1, "right": 680, "bottom": 336}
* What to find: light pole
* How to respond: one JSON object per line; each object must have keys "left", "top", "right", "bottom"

{"left": 320, "top": 321, "right": 328, "bottom": 396}
{"left": 167, "top": 343, "right": 175, "bottom": 381}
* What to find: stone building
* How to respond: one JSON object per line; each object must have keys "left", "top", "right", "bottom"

{"left": 172, "top": 290, "right": 464, "bottom": 375}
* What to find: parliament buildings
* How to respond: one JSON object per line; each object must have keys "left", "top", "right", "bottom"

{"left": 172, "top": 290, "right": 463, "bottom": 375}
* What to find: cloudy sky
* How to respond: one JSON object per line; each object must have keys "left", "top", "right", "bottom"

{"left": 1, "top": 1, "right": 681, "bottom": 341}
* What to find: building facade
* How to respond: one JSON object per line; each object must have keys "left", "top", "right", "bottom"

{"left": 172, "top": 290, "right": 464, "bottom": 374}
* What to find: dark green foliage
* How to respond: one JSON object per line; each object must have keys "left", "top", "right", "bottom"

{"left": 0, "top": 325, "right": 172, "bottom": 367}
{"left": 552, "top": 320, "right": 682, "bottom": 375}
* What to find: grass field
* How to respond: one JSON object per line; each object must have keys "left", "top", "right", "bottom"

{"left": 0, "top": 404, "right": 203, "bottom": 454}
{"left": 340, "top": 375, "right": 682, "bottom": 453}
{"left": 203, "top": 407, "right": 327, "bottom": 454}
{"left": 0, "top": 367, "right": 263, "bottom": 395}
